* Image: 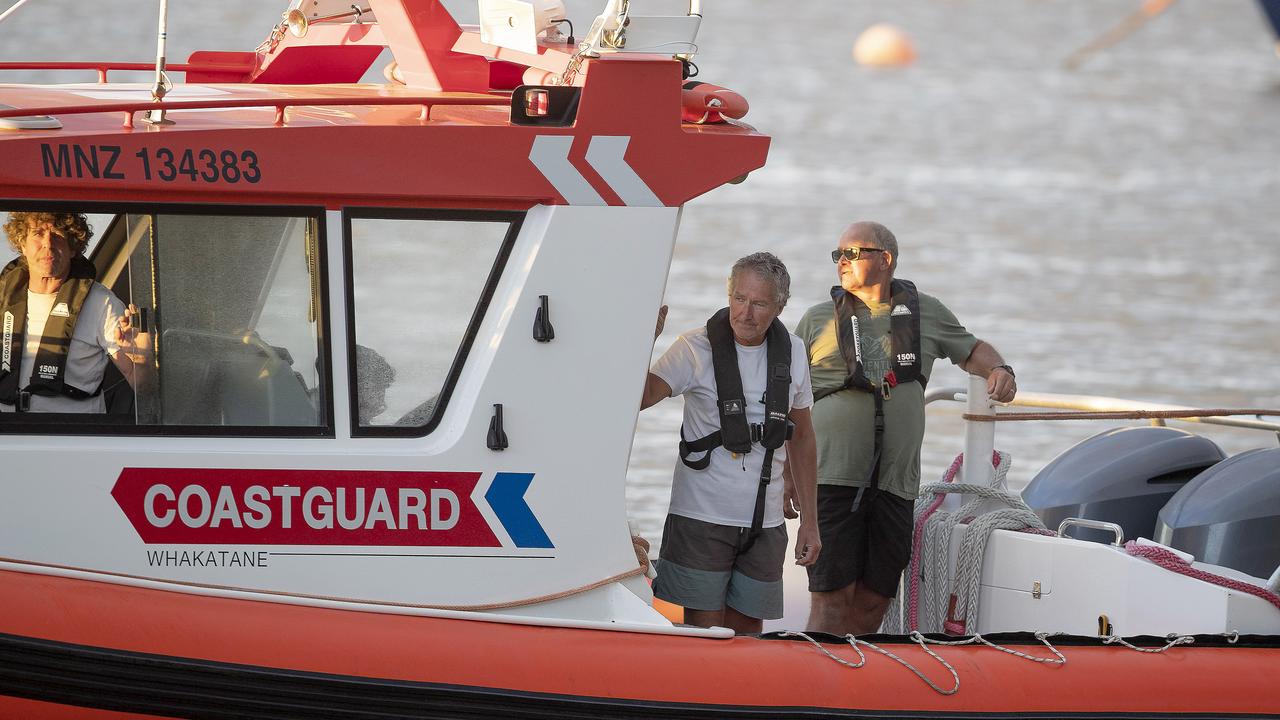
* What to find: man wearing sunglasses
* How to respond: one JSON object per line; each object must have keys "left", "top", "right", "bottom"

{"left": 790, "top": 221, "right": 1016, "bottom": 637}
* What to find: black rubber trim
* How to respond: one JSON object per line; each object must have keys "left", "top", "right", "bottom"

{"left": 1, "top": 632, "right": 1278, "bottom": 720}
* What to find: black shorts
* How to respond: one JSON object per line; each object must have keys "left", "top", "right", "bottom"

{"left": 806, "top": 485, "right": 914, "bottom": 597}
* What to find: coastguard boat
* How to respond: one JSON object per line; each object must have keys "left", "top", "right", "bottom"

{"left": 1, "top": 1, "right": 1279, "bottom": 717}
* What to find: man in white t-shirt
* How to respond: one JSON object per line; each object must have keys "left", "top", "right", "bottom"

{"left": 640, "top": 252, "right": 822, "bottom": 633}
{"left": 0, "top": 212, "right": 151, "bottom": 414}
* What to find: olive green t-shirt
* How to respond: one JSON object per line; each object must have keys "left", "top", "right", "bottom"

{"left": 795, "top": 290, "right": 978, "bottom": 501}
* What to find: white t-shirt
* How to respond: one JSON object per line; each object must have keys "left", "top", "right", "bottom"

{"left": 1, "top": 282, "right": 124, "bottom": 414}
{"left": 651, "top": 326, "right": 813, "bottom": 528}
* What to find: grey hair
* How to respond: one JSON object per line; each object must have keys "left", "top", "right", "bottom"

{"left": 727, "top": 251, "right": 791, "bottom": 308}
{"left": 845, "top": 221, "right": 899, "bottom": 272}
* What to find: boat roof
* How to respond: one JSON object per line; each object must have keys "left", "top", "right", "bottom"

{"left": 0, "top": 1, "right": 768, "bottom": 210}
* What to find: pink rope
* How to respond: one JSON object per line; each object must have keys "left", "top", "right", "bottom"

{"left": 1124, "top": 541, "right": 1280, "bottom": 612}
{"left": 907, "top": 450, "right": 1000, "bottom": 631}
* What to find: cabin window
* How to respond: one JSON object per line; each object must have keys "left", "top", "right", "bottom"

{"left": 345, "top": 210, "right": 520, "bottom": 435}
{"left": 0, "top": 206, "right": 329, "bottom": 434}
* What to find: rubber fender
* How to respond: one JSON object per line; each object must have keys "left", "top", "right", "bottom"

{"left": 681, "top": 81, "right": 748, "bottom": 124}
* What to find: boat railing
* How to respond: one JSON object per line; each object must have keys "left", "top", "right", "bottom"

{"left": 926, "top": 385, "right": 1280, "bottom": 434}
{"left": 0, "top": 93, "right": 510, "bottom": 128}
{"left": 927, "top": 376, "right": 1280, "bottom": 486}
{"left": 0, "top": 61, "right": 256, "bottom": 84}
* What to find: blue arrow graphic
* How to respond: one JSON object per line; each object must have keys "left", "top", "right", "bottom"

{"left": 485, "top": 472, "right": 553, "bottom": 549}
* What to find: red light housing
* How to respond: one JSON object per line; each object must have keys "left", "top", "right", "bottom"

{"left": 524, "top": 88, "right": 550, "bottom": 117}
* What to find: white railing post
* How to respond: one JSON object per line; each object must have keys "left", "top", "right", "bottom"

{"left": 961, "top": 373, "right": 995, "bottom": 487}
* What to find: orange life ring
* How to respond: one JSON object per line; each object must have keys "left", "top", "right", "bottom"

{"left": 681, "top": 81, "right": 748, "bottom": 124}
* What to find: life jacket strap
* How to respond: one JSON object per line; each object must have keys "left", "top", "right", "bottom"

{"left": 678, "top": 419, "right": 796, "bottom": 471}
{"left": 738, "top": 445, "right": 776, "bottom": 556}
{"left": 678, "top": 425, "right": 720, "bottom": 471}
{"left": 865, "top": 389, "right": 886, "bottom": 492}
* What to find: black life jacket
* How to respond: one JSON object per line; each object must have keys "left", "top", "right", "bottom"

{"left": 817, "top": 279, "right": 924, "bottom": 497}
{"left": 0, "top": 255, "right": 103, "bottom": 408}
{"left": 818, "top": 279, "right": 924, "bottom": 402}
{"left": 678, "top": 308, "right": 793, "bottom": 549}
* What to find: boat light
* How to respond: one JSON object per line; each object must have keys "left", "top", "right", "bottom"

{"left": 524, "top": 88, "right": 550, "bottom": 117}
{"left": 509, "top": 85, "right": 580, "bottom": 126}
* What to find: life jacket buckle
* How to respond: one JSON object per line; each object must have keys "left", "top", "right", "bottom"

{"left": 770, "top": 362, "right": 790, "bottom": 383}
{"left": 16, "top": 390, "right": 30, "bottom": 413}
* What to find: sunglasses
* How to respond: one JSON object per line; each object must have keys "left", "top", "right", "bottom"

{"left": 830, "top": 247, "right": 885, "bottom": 263}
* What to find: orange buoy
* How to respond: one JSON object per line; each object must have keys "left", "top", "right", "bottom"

{"left": 852, "top": 23, "right": 917, "bottom": 67}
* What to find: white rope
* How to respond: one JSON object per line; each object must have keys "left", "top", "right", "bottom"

{"left": 920, "top": 461, "right": 1009, "bottom": 632}
{"left": 884, "top": 451, "right": 1055, "bottom": 634}
{"left": 778, "top": 631, "right": 960, "bottom": 695}
{"left": 950, "top": 503, "right": 1046, "bottom": 629}
{"left": 1102, "top": 634, "right": 1195, "bottom": 653}
{"left": 916, "top": 630, "right": 1067, "bottom": 666}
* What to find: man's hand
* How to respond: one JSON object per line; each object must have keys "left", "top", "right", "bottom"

{"left": 987, "top": 366, "right": 1016, "bottom": 403}
{"left": 114, "top": 304, "right": 152, "bottom": 361}
{"left": 960, "top": 340, "right": 1017, "bottom": 403}
{"left": 795, "top": 521, "right": 822, "bottom": 567}
{"left": 655, "top": 304, "right": 668, "bottom": 340}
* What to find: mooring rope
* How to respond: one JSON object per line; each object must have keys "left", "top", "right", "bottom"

{"left": 1123, "top": 541, "right": 1280, "bottom": 612}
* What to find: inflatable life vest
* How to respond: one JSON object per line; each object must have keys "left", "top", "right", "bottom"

{"left": 678, "top": 308, "right": 792, "bottom": 548}
{"left": 821, "top": 279, "right": 924, "bottom": 401}
{"left": 818, "top": 279, "right": 924, "bottom": 495}
{"left": 0, "top": 255, "right": 102, "bottom": 409}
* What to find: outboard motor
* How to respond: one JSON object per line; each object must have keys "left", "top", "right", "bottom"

{"left": 1156, "top": 448, "right": 1280, "bottom": 579}
{"left": 1022, "top": 427, "right": 1225, "bottom": 545}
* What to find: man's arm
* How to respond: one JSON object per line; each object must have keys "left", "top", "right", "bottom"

{"left": 640, "top": 305, "right": 672, "bottom": 410}
{"left": 959, "top": 339, "right": 1017, "bottom": 403}
{"left": 641, "top": 373, "right": 672, "bottom": 410}
{"left": 781, "top": 460, "right": 799, "bottom": 519}
{"left": 786, "top": 406, "right": 822, "bottom": 567}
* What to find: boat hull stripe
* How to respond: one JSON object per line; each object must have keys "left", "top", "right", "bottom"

{"left": 1, "top": 632, "right": 1277, "bottom": 720}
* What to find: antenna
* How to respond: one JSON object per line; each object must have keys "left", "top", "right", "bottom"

{"left": 145, "top": 0, "right": 173, "bottom": 125}
{"left": 0, "top": 0, "right": 35, "bottom": 26}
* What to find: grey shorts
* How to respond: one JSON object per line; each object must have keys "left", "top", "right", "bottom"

{"left": 652, "top": 513, "right": 787, "bottom": 620}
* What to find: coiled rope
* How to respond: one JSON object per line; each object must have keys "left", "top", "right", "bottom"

{"left": 884, "top": 451, "right": 1052, "bottom": 634}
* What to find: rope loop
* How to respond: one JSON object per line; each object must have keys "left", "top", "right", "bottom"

{"left": 1102, "top": 634, "right": 1194, "bottom": 653}
{"left": 847, "top": 632, "right": 960, "bottom": 695}
{"left": 911, "top": 631, "right": 1068, "bottom": 666}
{"left": 776, "top": 631, "right": 866, "bottom": 669}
